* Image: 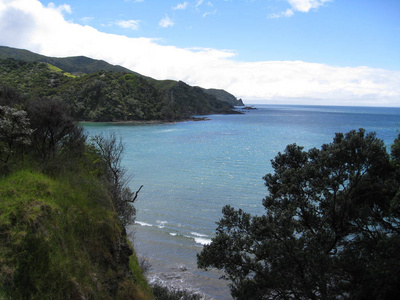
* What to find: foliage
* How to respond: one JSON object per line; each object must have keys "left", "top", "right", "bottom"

{"left": 0, "top": 51, "right": 239, "bottom": 122}
{"left": 24, "top": 97, "right": 86, "bottom": 164}
{"left": 163, "top": 81, "right": 239, "bottom": 119}
{"left": 151, "top": 284, "right": 202, "bottom": 300}
{"left": 0, "top": 170, "right": 137, "bottom": 299}
{"left": 89, "top": 133, "right": 143, "bottom": 226}
{"left": 198, "top": 129, "right": 400, "bottom": 299}
{"left": 0, "top": 45, "right": 133, "bottom": 75}
{"left": 128, "top": 244, "right": 155, "bottom": 300}
{"left": 0, "top": 89, "right": 152, "bottom": 299}
{"left": 0, "top": 105, "right": 33, "bottom": 163}
{"left": 202, "top": 88, "right": 244, "bottom": 106}
{"left": 0, "top": 59, "right": 72, "bottom": 96}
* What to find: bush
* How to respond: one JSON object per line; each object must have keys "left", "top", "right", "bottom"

{"left": 152, "top": 284, "right": 202, "bottom": 300}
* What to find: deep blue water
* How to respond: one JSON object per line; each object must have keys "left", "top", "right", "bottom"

{"left": 83, "top": 104, "right": 400, "bottom": 299}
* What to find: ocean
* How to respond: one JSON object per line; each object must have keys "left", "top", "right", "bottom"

{"left": 83, "top": 104, "right": 400, "bottom": 299}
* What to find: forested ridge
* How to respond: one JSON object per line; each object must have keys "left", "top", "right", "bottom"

{"left": 0, "top": 46, "right": 243, "bottom": 122}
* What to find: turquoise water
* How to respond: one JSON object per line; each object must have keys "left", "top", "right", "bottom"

{"left": 83, "top": 105, "right": 400, "bottom": 299}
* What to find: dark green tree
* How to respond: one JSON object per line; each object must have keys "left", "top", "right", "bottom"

{"left": 198, "top": 129, "right": 400, "bottom": 300}
{"left": 25, "top": 97, "right": 85, "bottom": 161}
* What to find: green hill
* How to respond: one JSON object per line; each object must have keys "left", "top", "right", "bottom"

{"left": 0, "top": 46, "right": 135, "bottom": 75}
{"left": 0, "top": 46, "right": 244, "bottom": 109}
{"left": 0, "top": 57, "right": 240, "bottom": 121}
{"left": 202, "top": 88, "right": 244, "bottom": 106}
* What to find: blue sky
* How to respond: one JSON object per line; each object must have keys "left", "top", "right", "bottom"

{"left": 0, "top": 0, "right": 399, "bottom": 106}
{"left": 55, "top": 0, "right": 400, "bottom": 70}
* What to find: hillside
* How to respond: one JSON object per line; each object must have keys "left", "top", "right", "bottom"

{"left": 0, "top": 170, "right": 153, "bottom": 299}
{"left": 147, "top": 77, "right": 244, "bottom": 107}
{"left": 0, "top": 57, "right": 240, "bottom": 121}
{"left": 0, "top": 46, "right": 244, "bottom": 108}
{"left": 0, "top": 87, "right": 156, "bottom": 298}
{"left": 0, "top": 45, "right": 135, "bottom": 75}
{"left": 202, "top": 88, "right": 244, "bottom": 106}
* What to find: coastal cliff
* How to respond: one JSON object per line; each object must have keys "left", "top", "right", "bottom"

{"left": 0, "top": 87, "right": 154, "bottom": 298}
{"left": 0, "top": 170, "right": 153, "bottom": 299}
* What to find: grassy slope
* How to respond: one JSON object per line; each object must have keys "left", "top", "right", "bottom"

{"left": 0, "top": 169, "right": 154, "bottom": 300}
{"left": 0, "top": 46, "right": 135, "bottom": 76}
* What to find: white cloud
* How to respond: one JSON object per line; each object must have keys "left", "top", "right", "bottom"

{"left": 47, "top": 2, "right": 71, "bottom": 14}
{"left": 269, "top": 8, "right": 294, "bottom": 19}
{"left": 173, "top": 2, "right": 188, "bottom": 10}
{"left": 271, "top": 0, "right": 331, "bottom": 18}
{"left": 196, "top": 0, "right": 204, "bottom": 8}
{"left": 202, "top": 9, "right": 217, "bottom": 18}
{"left": 288, "top": 0, "right": 331, "bottom": 13}
{"left": 81, "top": 16, "right": 93, "bottom": 24}
{"left": 0, "top": 0, "right": 399, "bottom": 107}
{"left": 159, "top": 15, "right": 174, "bottom": 28}
{"left": 114, "top": 19, "right": 140, "bottom": 30}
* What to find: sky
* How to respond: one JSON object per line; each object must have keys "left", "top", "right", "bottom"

{"left": 0, "top": 0, "right": 399, "bottom": 106}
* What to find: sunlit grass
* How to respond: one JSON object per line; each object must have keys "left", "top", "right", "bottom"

{"left": 45, "top": 62, "right": 76, "bottom": 78}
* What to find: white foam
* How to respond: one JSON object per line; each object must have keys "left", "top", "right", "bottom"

{"left": 169, "top": 232, "right": 177, "bottom": 236}
{"left": 136, "top": 221, "right": 152, "bottom": 227}
{"left": 191, "top": 231, "right": 208, "bottom": 237}
{"left": 157, "top": 220, "right": 168, "bottom": 228}
{"left": 194, "top": 237, "right": 212, "bottom": 245}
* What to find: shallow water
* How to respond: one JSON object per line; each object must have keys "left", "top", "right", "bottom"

{"left": 84, "top": 104, "right": 400, "bottom": 299}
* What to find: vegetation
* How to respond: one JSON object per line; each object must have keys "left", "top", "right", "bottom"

{"left": 198, "top": 129, "right": 400, "bottom": 299}
{"left": 0, "top": 46, "right": 243, "bottom": 121}
{"left": 0, "top": 47, "right": 242, "bottom": 299}
{"left": 0, "top": 88, "right": 152, "bottom": 299}
{"left": 0, "top": 45, "right": 134, "bottom": 75}
{"left": 152, "top": 284, "right": 202, "bottom": 300}
{"left": 201, "top": 88, "right": 244, "bottom": 106}
{"left": 0, "top": 58, "right": 239, "bottom": 122}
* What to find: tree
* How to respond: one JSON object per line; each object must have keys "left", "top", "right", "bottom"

{"left": 197, "top": 129, "right": 400, "bottom": 300}
{"left": 26, "top": 97, "right": 85, "bottom": 161}
{"left": 0, "top": 105, "right": 33, "bottom": 164}
{"left": 90, "top": 133, "right": 142, "bottom": 226}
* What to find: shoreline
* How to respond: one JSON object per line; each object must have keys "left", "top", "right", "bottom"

{"left": 78, "top": 108, "right": 244, "bottom": 126}
{"left": 79, "top": 116, "right": 211, "bottom": 125}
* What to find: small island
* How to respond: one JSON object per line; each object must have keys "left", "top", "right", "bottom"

{"left": 242, "top": 106, "right": 257, "bottom": 110}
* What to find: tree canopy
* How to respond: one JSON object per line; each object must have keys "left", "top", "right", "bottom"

{"left": 197, "top": 129, "right": 400, "bottom": 300}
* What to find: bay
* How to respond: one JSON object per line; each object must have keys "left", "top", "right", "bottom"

{"left": 83, "top": 104, "right": 400, "bottom": 299}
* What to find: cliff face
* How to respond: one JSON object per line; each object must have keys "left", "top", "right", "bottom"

{"left": 161, "top": 81, "right": 238, "bottom": 118}
{"left": 202, "top": 88, "right": 244, "bottom": 106}
{"left": 0, "top": 84, "right": 153, "bottom": 298}
{"left": 0, "top": 170, "right": 153, "bottom": 299}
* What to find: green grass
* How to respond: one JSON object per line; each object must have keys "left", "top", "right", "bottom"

{"left": 45, "top": 62, "right": 76, "bottom": 77}
{"left": 128, "top": 243, "right": 155, "bottom": 300}
{"left": 0, "top": 169, "right": 153, "bottom": 299}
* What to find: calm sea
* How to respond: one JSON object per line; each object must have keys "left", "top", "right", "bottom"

{"left": 83, "top": 104, "right": 400, "bottom": 299}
